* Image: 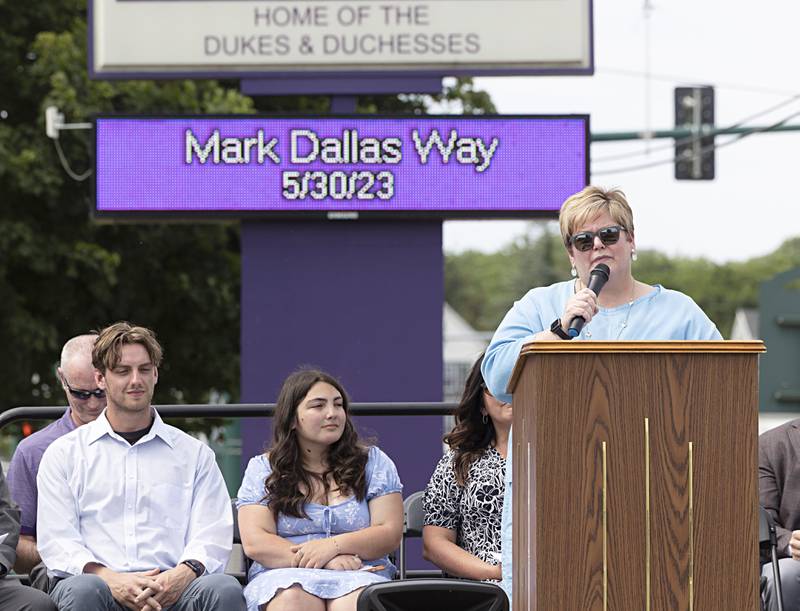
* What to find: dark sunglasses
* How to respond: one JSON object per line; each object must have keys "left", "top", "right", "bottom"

{"left": 568, "top": 225, "right": 627, "bottom": 252}
{"left": 61, "top": 376, "right": 105, "bottom": 401}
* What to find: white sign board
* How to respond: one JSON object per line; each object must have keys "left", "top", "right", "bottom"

{"left": 90, "top": 0, "right": 593, "bottom": 77}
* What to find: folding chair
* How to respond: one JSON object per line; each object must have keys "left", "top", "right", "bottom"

{"left": 356, "top": 578, "right": 508, "bottom": 611}
{"left": 760, "top": 505, "right": 785, "bottom": 611}
{"left": 361, "top": 490, "right": 508, "bottom": 611}
{"left": 225, "top": 498, "right": 248, "bottom": 585}
{"left": 398, "top": 490, "right": 426, "bottom": 579}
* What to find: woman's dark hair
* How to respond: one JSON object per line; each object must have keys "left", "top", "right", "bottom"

{"left": 265, "top": 369, "right": 369, "bottom": 518}
{"left": 443, "top": 353, "right": 496, "bottom": 486}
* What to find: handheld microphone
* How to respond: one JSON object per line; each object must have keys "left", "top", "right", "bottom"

{"left": 568, "top": 263, "right": 610, "bottom": 338}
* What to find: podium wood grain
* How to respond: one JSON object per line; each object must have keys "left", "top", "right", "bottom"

{"left": 509, "top": 341, "right": 764, "bottom": 611}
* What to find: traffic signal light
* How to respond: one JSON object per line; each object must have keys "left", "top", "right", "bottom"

{"left": 674, "top": 86, "right": 715, "bottom": 180}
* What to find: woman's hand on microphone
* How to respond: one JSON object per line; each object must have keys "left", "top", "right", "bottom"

{"left": 560, "top": 288, "right": 599, "bottom": 331}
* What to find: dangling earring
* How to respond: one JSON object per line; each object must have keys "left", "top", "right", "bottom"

{"left": 482, "top": 413, "right": 488, "bottom": 425}
{"left": 631, "top": 250, "right": 638, "bottom": 262}
{"left": 570, "top": 265, "right": 577, "bottom": 278}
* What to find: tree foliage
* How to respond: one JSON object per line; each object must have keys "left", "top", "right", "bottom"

{"left": 0, "top": 3, "right": 252, "bottom": 410}
{"left": 0, "top": 1, "right": 495, "bottom": 412}
{"left": 445, "top": 223, "right": 569, "bottom": 331}
{"left": 445, "top": 226, "right": 800, "bottom": 338}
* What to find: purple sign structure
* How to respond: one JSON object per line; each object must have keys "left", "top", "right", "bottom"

{"left": 95, "top": 115, "right": 589, "bottom": 219}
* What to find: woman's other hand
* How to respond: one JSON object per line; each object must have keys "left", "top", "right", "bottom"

{"left": 324, "top": 554, "right": 362, "bottom": 571}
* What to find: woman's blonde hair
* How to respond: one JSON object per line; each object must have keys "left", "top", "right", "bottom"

{"left": 559, "top": 186, "right": 635, "bottom": 247}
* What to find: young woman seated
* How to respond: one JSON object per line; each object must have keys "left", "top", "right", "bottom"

{"left": 237, "top": 370, "right": 404, "bottom": 611}
{"left": 422, "top": 354, "right": 511, "bottom": 582}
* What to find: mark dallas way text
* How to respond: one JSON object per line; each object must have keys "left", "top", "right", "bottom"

{"left": 184, "top": 128, "right": 500, "bottom": 173}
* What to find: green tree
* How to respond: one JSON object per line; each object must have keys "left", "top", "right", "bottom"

{"left": 446, "top": 228, "right": 800, "bottom": 338}
{"left": 0, "top": 1, "right": 496, "bottom": 412}
{"left": 0, "top": 5, "right": 253, "bottom": 411}
{"left": 445, "top": 223, "right": 571, "bottom": 331}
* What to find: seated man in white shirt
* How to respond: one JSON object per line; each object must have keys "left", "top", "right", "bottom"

{"left": 37, "top": 322, "right": 245, "bottom": 611}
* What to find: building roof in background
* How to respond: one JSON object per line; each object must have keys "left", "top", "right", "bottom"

{"left": 443, "top": 303, "right": 491, "bottom": 364}
{"left": 730, "top": 308, "right": 759, "bottom": 340}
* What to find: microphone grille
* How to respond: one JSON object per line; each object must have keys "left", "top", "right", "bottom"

{"left": 592, "top": 263, "right": 610, "bottom": 278}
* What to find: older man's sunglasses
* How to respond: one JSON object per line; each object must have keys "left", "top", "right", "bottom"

{"left": 569, "top": 225, "right": 627, "bottom": 252}
{"left": 61, "top": 376, "right": 105, "bottom": 401}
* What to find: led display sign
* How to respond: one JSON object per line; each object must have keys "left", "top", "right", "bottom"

{"left": 94, "top": 115, "right": 589, "bottom": 219}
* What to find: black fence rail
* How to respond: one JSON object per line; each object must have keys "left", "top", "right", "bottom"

{"left": 0, "top": 402, "right": 458, "bottom": 428}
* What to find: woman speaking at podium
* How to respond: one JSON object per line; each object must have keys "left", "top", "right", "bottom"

{"left": 481, "top": 185, "right": 721, "bottom": 601}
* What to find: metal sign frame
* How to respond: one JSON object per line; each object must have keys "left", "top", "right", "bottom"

{"left": 88, "top": 0, "right": 594, "bottom": 80}
{"left": 92, "top": 113, "right": 590, "bottom": 221}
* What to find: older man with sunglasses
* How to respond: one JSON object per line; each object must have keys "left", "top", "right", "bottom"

{"left": 7, "top": 334, "right": 106, "bottom": 589}
{"left": 482, "top": 185, "right": 722, "bottom": 604}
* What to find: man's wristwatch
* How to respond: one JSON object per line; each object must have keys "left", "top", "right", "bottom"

{"left": 181, "top": 559, "right": 205, "bottom": 578}
{"left": 550, "top": 318, "right": 573, "bottom": 340}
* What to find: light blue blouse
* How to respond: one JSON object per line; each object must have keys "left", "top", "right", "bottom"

{"left": 482, "top": 281, "right": 721, "bottom": 404}
{"left": 236, "top": 446, "right": 402, "bottom": 611}
{"left": 482, "top": 280, "right": 722, "bottom": 601}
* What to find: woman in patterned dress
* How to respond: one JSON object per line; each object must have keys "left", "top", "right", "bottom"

{"left": 237, "top": 369, "right": 404, "bottom": 611}
{"left": 422, "top": 353, "right": 512, "bottom": 582}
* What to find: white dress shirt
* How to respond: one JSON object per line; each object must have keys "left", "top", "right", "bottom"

{"left": 36, "top": 409, "right": 232, "bottom": 578}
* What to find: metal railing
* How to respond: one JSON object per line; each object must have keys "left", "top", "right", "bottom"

{"left": 0, "top": 402, "right": 457, "bottom": 428}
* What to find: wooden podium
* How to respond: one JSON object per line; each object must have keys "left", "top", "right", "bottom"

{"left": 507, "top": 341, "right": 765, "bottom": 611}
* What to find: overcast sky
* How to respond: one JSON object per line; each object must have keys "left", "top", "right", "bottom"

{"left": 443, "top": 0, "right": 800, "bottom": 263}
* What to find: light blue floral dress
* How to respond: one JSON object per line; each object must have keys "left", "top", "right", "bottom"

{"left": 236, "top": 446, "right": 402, "bottom": 611}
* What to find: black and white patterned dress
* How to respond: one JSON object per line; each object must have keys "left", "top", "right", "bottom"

{"left": 423, "top": 447, "right": 506, "bottom": 574}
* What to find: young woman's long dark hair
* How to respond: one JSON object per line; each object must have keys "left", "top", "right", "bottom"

{"left": 265, "top": 369, "right": 369, "bottom": 519}
{"left": 443, "top": 353, "right": 496, "bottom": 486}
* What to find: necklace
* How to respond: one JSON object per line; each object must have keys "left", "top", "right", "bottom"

{"left": 582, "top": 281, "right": 637, "bottom": 340}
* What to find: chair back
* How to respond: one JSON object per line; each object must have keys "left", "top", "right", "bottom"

{"left": 232, "top": 498, "right": 242, "bottom": 544}
{"left": 760, "top": 506, "right": 772, "bottom": 547}
{"left": 404, "top": 491, "right": 426, "bottom": 537}
{"left": 357, "top": 578, "right": 508, "bottom": 611}
{"left": 399, "top": 490, "right": 426, "bottom": 579}
{"left": 759, "top": 506, "right": 785, "bottom": 611}
{"left": 225, "top": 498, "right": 248, "bottom": 584}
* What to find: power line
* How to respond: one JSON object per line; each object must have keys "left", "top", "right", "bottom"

{"left": 593, "top": 93, "right": 800, "bottom": 163}
{"left": 592, "top": 109, "right": 800, "bottom": 175}
{"left": 600, "top": 66, "right": 800, "bottom": 97}
{"left": 53, "top": 139, "right": 91, "bottom": 182}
